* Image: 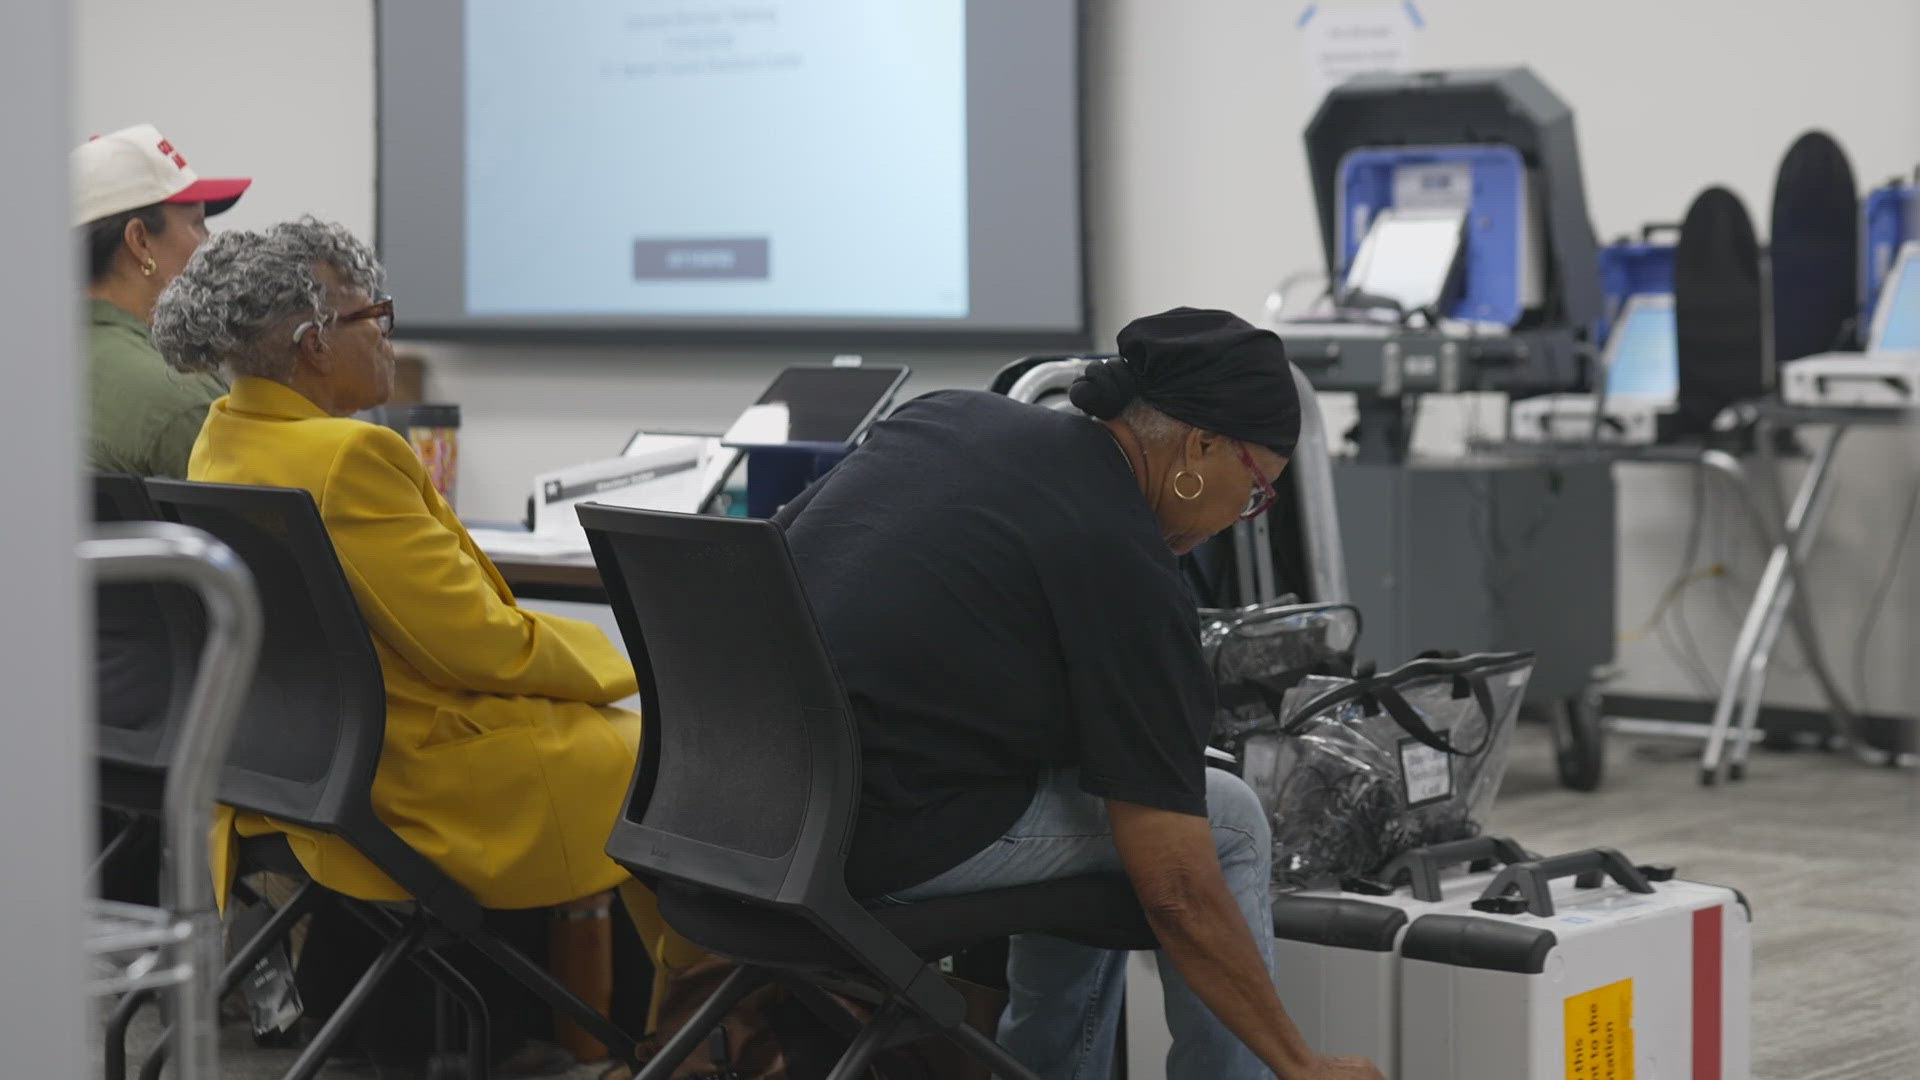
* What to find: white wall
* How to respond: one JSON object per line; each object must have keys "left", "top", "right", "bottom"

{"left": 74, "top": 0, "right": 374, "bottom": 237}
{"left": 5, "top": 0, "right": 88, "bottom": 1073}
{"left": 75, "top": 0, "right": 1920, "bottom": 712}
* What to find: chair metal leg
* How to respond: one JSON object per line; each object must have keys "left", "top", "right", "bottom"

{"left": 89, "top": 818, "right": 146, "bottom": 882}
{"left": 218, "top": 879, "right": 324, "bottom": 995}
{"left": 780, "top": 979, "right": 864, "bottom": 1041}
{"left": 944, "top": 1020, "right": 1046, "bottom": 1080}
{"left": 822, "top": 1000, "right": 907, "bottom": 1080}
{"left": 467, "top": 931, "right": 643, "bottom": 1068}
{"left": 407, "top": 946, "right": 492, "bottom": 1080}
{"left": 340, "top": 902, "right": 492, "bottom": 1080}
{"left": 281, "top": 916, "right": 431, "bottom": 1080}
{"left": 135, "top": 1032, "right": 171, "bottom": 1080}
{"left": 633, "top": 964, "right": 770, "bottom": 1080}
{"left": 103, "top": 987, "right": 157, "bottom": 1080}
{"left": 128, "top": 880, "right": 329, "bottom": 1080}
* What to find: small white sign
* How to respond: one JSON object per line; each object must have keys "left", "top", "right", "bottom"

{"left": 1296, "top": 1, "right": 1422, "bottom": 104}
{"left": 1399, "top": 736, "right": 1454, "bottom": 806}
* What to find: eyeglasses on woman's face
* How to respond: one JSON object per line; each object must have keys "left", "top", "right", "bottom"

{"left": 291, "top": 295, "right": 395, "bottom": 345}
{"left": 1232, "top": 440, "right": 1278, "bottom": 520}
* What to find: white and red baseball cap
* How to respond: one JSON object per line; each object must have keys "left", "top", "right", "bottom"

{"left": 71, "top": 123, "right": 251, "bottom": 227}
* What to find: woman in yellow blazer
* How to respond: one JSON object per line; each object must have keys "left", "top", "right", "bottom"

{"left": 150, "top": 218, "right": 697, "bottom": 1019}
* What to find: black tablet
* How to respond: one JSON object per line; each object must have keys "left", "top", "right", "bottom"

{"left": 721, "top": 365, "right": 911, "bottom": 452}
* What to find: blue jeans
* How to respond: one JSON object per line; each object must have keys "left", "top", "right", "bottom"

{"left": 879, "top": 768, "right": 1275, "bottom": 1080}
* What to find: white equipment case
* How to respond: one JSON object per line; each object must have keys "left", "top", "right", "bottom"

{"left": 1398, "top": 849, "right": 1751, "bottom": 1080}
{"left": 1126, "top": 835, "right": 1537, "bottom": 1079}
{"left": 1266, "top": 835, "right": 1538, "bottom": 1076}
{"left": 1126, "top": 842, "right": 1751, "bottom": 1080}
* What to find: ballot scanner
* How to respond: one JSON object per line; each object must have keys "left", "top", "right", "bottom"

{"left": 1781, "top": 241, "right": 1920, "bottom": 408}
{"left": 1273, "top": 68, "right": 1604, "bottom": 463}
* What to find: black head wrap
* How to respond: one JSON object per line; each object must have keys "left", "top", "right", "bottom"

{"left": 1069, "top": 307, "right": 1300, "bottom": 456}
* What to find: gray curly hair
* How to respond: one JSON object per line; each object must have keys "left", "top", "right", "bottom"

{"left": 152, "top": 217, "right": 386, "bottom": 381}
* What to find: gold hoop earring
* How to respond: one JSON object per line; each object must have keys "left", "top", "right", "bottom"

{"left": 1172, "top": 470, "right": 1205, "bottom": 500}
{"left": 140, "top": 257, "right": 157, "bottom": 277}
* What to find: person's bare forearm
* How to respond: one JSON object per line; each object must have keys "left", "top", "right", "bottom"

{"left": 1143, "top": 869, "right": 1316, "bottom": 1078}
{"left": 1109, "top": 800, "right": 1316, "bottom": 1079}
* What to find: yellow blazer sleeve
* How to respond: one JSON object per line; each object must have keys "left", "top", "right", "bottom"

{"left": 317, "top": 425, "right": 638, "bottom": 704}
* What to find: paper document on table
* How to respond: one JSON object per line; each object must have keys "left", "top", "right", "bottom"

{"left": 624, "top": 432, "right": 737, "bottom": 510}
{"left": 532, "top": 439, "right": 707, "bottom": 537}
{"left": 467, "top": 528, "right": 594, "bottom": 559}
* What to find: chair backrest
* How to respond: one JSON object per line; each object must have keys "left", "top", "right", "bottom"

{"left": 1770, "top": 132, "right": 1859, "bottom": 360}
{"left": 144, "top": 480, "right": 389, "bottom": 833}
{"left": 91, "top": 474, "right": 202, "bottom": 773}
{"left": 1673, "top": 186, "right": 1765, "bottom": 437}
{"left": 583, "top": 505, "right": 861, "bottom": 910}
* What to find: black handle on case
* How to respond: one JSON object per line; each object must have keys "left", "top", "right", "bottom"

{"left": 1640, "top": 222, "right": 1682, "bottom": 242}
{"left": 1471, "top": 848, "right": 1655, "bottom": 918}
{"left": 1374, "top": 835, "right": 1534, "bottom": 902}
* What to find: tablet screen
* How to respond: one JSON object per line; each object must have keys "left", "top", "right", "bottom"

{"left": 722, "top": 366, "right": 909, "bottom": 449}
{"left": 1604, "top": 297, "right": 1678, "bottom": 399}
{"left": 1871, "top": 245, "right": 1920, "bottom": 352}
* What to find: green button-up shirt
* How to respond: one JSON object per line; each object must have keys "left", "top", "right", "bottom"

{"left": 87, "top": 298, "right": 226, "bottom": 479}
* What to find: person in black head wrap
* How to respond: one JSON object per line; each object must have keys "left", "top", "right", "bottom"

{"left": 1069, "top": 306, "right": 1301, "bottom": 554}
{"left": 777, "top": 307, "right": 1381, "bottom": 1080}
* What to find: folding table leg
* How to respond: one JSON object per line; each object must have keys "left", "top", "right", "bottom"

{"left": 1700, "top": 425, "right": 1847, "bottom": 783}
{"left": 1753, "top": 419, "right": 1858, "bottom": 738}
{"left": 1729, "top": 451, "right": 1845, "bottom": 778}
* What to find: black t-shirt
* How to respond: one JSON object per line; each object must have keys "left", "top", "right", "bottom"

{"left": 775, "top": 389, "right": 1215, "bottom": 897}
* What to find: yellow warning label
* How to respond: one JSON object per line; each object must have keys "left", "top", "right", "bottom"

{"left": 1565, "top": 978, "right": 1634, "bottom": 1080}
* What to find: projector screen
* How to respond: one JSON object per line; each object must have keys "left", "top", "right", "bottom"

{"left": 378, "top": 0, "right": 1086, "bottom": 345}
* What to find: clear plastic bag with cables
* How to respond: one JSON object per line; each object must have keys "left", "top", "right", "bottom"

{"left": 1238, "top": 651, "right": 1534, "bottom": 892}
{"left": 1200, "top": 601, "right": 1362, "bottom": 757}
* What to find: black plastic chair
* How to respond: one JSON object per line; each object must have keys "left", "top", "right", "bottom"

{"left": 580, "top": 505, "right": 1158, "bottom": 1080}
{"left": 92, "top": 474, "right": 202, "bottom": 817}
{"left": 139, "top": 479, "right": 644, "bottom": 1080}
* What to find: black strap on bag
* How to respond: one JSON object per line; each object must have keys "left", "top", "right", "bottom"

{"left": 1282, "top": 651, "right": 1534, "bottom": 759}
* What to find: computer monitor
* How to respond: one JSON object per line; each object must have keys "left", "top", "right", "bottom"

{"left": 1868, "top": 241, "right": 1920, "bottom": 352}
{"left": 1602, "top": 294, "right": 1678, "bottom": 401}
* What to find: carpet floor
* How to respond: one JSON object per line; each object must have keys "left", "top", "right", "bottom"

{"left": 102, "top": 723, "right": 1918, "bottom": 1078}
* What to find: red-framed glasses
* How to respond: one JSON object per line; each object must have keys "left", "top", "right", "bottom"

{"left": 1233, "top": 441, "right": 1278, "bottom": 520}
